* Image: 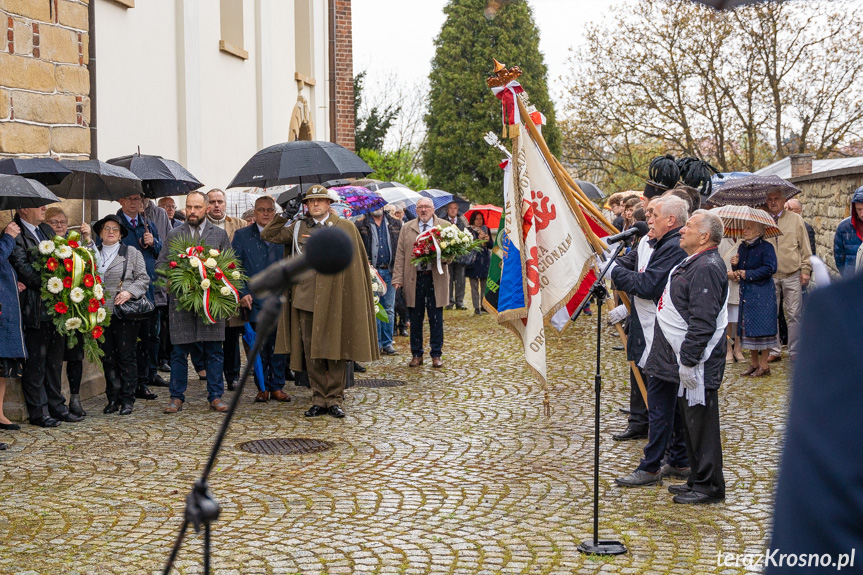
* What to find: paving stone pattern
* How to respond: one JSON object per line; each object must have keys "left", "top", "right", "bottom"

{"left": 0, "top": 310, "right": 787, "bottom": 574}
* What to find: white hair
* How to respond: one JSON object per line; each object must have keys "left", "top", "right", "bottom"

{"left": 691, "top": 209, "right": 724, "bottom": 244}
{"left": 653, "top": 196, "right": 689, "bottom": 228}
{"left": 416, "top": 198, "right": 434, "bottom": 209}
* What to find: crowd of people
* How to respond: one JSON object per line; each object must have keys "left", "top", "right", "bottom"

{"left": 602, "top": 155, "right": 863, "bottom": 505}
{"left": 0, "top": 186, "right": 496, "bottom": 443}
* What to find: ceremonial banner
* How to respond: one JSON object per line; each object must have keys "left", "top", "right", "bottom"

{"left": 491, "top": 125, "right": 596, "bottom": 382}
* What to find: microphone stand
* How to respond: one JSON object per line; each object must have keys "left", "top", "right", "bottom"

{"left": 162, "top": 295, "right": 285, "bottom": 575}
{"left": 571, "top": 243, "right": 628, "bottom": 557}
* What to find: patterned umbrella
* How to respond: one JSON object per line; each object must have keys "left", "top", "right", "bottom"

{"left": 707, "top": 174, "right": 801, "bottom": 207}
{"left": 714, "top": 205, "right": 782, "bottom": 239}
{"left": 378, "top": 186, "right": 423, "bottom": 206}
{"left": 330, "top": 185, "right": 386, "bottom": 216}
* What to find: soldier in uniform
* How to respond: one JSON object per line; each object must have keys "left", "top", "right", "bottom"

{"left": 261, "top": 185, "right": 378, "bottom": 418}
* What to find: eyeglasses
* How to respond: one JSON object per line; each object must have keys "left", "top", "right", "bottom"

{"left": 103, "top": 226, "right": 121, "bottom": 233}
{"left": 255, "top": 207, "right": 276, "bottom": 213}
{"left": 47, "top": 219, "right": 68, "bottom": 226}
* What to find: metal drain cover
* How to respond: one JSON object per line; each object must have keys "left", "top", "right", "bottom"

{"left": 354, "top": 378, "right": 407, "bottom": 388}
{"left": 238, "top": 438, "right": 334, "bottom": 455}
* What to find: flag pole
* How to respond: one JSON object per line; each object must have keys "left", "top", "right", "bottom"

{"left": 514, "top": 96, "right": 649, "bottom": 409}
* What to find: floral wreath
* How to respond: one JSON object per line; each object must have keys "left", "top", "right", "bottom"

{"left": 34, "top": 231, "right": 110, "bottom": 365}
{"left": 157, "top": 236, "right": 247, "bottom": 324}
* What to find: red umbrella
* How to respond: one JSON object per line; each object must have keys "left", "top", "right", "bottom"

{"left": 464, "top": 204, "right": 503, "bottom": 229}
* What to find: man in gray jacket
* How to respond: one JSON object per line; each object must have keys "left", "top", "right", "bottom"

{"left": 157, "top": 191, "right": 232, "bottom": 414}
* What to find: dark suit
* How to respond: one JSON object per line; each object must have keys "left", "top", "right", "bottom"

{"left": 767, "top": 273, "right": 863, "bottom": 572}
{"left": 8, "top": 216, "right": 69, "bottom": 422}
{"left": 232, "top": 224, "right": 287, "bottom": 392}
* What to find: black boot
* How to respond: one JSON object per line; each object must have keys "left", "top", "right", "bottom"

{"left": 135, "top": 384, "right": 158, "bottom": 401}
{"left": 69, "top": 394, "right": 87, "bottom": 417}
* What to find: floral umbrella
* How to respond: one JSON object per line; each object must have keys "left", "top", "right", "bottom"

{"left": 713, "top": 205, "right": 782, "bottom": 239}
{"left": 329, "top": 185, "right": 386, "bottom": 216}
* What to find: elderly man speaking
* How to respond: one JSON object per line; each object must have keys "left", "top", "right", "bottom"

{"left": 648, "top": 209, "right": 729, "bottom": 504}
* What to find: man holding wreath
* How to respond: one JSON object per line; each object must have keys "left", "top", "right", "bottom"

{"left": 157, "top": 191, "right": 233, "bottom": 414}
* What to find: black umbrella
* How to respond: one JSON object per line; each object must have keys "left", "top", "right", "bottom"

{"left": 0, "top": 157, "right": 72, "bottom": 186}
{"left": 0, "top": 174, "right": 61, "bottom": 210}
{"left": 228, "top": 141, "right": 373, "bottom": 189}
{"left": 434, "top": 193, "right": 471, "bottom": 218}
{"left": 574, "top": 180, "right": 605, "bottom": 201}
{"left": 276, "top": 183, "right": 315, "bottom": 207}
{"left": 52, "top": 159, "right": 143, "bottom": 201}
{"left": 107, "top": 154, "right": 203, "bottom": 198}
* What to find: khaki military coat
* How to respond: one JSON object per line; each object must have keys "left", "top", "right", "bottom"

{"left": 392, "top": 216, "right": 452, "bottom": 308}
{"left": 261, "top": 214, "right": 379, "bottom": 369}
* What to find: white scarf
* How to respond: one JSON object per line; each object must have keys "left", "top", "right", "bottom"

{"left": 633, "top": 238, "right": 657, "bottom": 368}
{"left": 98, "top": 242, "right": 121, "bottom": 275}
{"left": 655, "top": 253, "right": 728, "bottom": 406}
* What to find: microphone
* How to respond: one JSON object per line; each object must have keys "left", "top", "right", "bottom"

{"left": 248, "top": 226, "right": 354, "bottom": 299}
{"left": 603, "top": 221, "right": 649, "bottom": 245}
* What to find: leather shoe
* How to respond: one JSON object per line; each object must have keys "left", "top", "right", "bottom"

{"left": 53, "top": 411, "right": 84, "bottom": 423}
{"left": 432, "top": 357, "right": 443, "bottom": 368}
{"left": 456, "top": 305, "right": 467, "bottom": 310}
{"left": 353, "top": 362, "right": 367, "bottom": 373}
{"left": 197, "top": 370, "right": 207, "bottom": 380}
{"left": 135, "top": 384, "right": 158, "bottom": 400}
{"left": 304, "top": 405, "right": 328, "bottom": 417}
{"left": 30, "top": 416, "right": 61, "bottom": 428}
{"left": 612, "top": 427, "right": 648, "bottom": 441}
{"left": 164, "top": 398, "right": 183, "bottom": 413}
{"left": 285, "top": 370, "right": 296, "bottom": 381}
{"left": 210, "top": 398, "right": 229, "bottom": 412}
{"left": 0, "top": 422, "right": 21, "bottom": 430}
{"left": 150, "top": 374, "right": 169, "bottom": 387}
{"left": 381, "top": 345, "right": 398, "bottom": 356}
{"left": 270, "top": 389, "right": 291, "bottom": 402}
{"left": 752, "top": 366, "right": 771, "bottom": 377}
{"left": 767, "top": 354, "right": 782, "bottom": 363}
{"left": 618, "top": 408, "right": 631, "bottom": 415}
{"left": 103, "top": 401, "right": 120, "bottom": 414}
{"left": 328, "top": 405, "right": 346, "bottom": 418}
{"left": 398, "top": 327, "right": 408, "bottom": 337}
{"left": 672, "top": 490, "right": 725, "bottom": 504}
{"left": 227, "top": 379, "right": 238, "bottom": 391}
{"left": 444, "top": 304, "right": 454, "bottom": 310}
{"left": 742, "top": 365, "right": 758, "bottom": 376}
{"left": 660, "top": 464, "right": 691, "bottom": 479}
{"left": 409, "top": 356, "right": 423, "bottom": 367}
{"left": 254, "top": 391, "right": 270, "bottom": 403}
{"left": 119, "top": 404, "right": 134, "bottom": 416}
{"left": 158, "top": 361, "right": 171, "bottom": 372}
{"left": 668, "top": 484, "right": 692, "bottom": 495}
{"left": 615, "top": 469, "right": 662, "bottom": 487}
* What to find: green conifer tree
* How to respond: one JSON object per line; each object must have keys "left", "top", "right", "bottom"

{"left": 424, "top": 0, "right": 560, "bottom": 205}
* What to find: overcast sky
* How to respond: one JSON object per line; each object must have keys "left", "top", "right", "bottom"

{"left": 352, "top": 0, "right": 625, "bottom": 116}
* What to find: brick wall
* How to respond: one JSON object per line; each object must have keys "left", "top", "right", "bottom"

{"left": 333, "top": 0, "right": 354, "bottom": 151}
{"left": 792, "top": 167, "right": 863, "bottom": 272}
{"left": 0, "top": 0, "right": 90, "bottom": 158}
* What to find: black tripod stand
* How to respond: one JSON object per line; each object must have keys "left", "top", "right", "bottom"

{"left": 570, "top": 244, "right": 628, "bottom": 556}
{"left": 162, "top": 296, "right": 284, "bottom": 575}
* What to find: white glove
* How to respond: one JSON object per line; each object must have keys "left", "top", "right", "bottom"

{"left": 595, "top": 254, "right": 618, "bottom": 277}
{"left": 607, "top": 304, "right": 628, "bottom": 325}
{"left": 679, "top": 364, "right": 699, "bottom": 390}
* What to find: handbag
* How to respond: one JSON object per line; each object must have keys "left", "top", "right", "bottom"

{"left": 112, "top": 244, "right": 155, "bottom": 321}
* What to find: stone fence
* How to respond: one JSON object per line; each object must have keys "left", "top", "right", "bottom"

{"left": 791, "top": 166, "right": 863, "bottom": 274}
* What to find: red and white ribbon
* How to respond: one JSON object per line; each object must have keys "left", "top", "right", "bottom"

{"left": 491, "top": 80, "right": 524, "bottom": 126}
{"left": 416, "top": 227, "right": 444, "bottom": 275}
{"left": 215, "top": 267, "right": 240, "bottom": 303}
{"left": 178, "top": 247, "right": 217, "bottom": 324}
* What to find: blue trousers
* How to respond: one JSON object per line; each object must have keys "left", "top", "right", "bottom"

{"left": 637, "top": 375, "right": 689, "bottom": 473}
{"left": 376, "top": 268, "right": 396, "bottom": 348}
{"left": 170, "top": 341, "right": 224, "bottom": 402}
{"left": 409, "top": 272, "right": 443, "bottom": 358}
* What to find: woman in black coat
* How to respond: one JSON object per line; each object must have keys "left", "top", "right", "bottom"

{"left": 464, "top": 212, "right": 494, "bottom": 315}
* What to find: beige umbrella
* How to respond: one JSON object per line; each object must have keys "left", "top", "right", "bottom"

{"left": 714, "top": 205, "right": 782, "bottom": 239}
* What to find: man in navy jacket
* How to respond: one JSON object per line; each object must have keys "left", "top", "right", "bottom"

{"left": 232, "top": 196, "right": 290, "bottom": 403}
{"left": 610, "top": 196, "right": 690, "bottom": 488}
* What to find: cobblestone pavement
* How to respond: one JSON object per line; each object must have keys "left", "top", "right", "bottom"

{"left": 0, "top": 309, "right": 788, "bottom": 574}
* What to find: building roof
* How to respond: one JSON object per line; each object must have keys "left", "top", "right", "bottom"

{"left": 755, "top": 156, "right": 863, "bottom": 179}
